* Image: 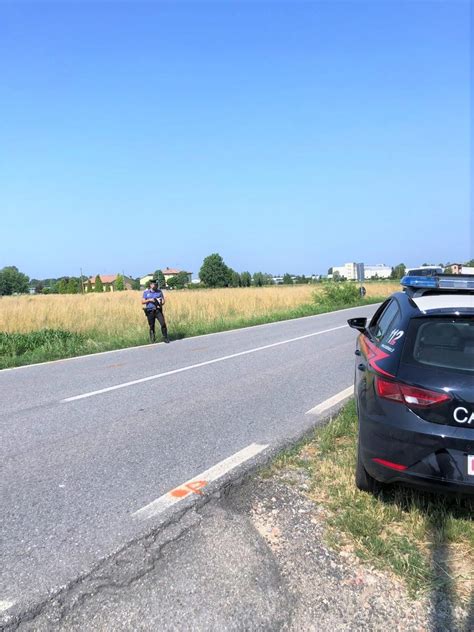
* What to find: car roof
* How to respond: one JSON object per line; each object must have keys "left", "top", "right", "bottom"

{"left": 391, "top": 290, "right": 474, "bottom": 317}
{"left": 411, "top": 294, "right": 474, "bottom": 314}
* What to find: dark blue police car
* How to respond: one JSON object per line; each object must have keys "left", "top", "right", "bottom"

{"left": 348, "top": 274, "right": 474, "bottom": 495}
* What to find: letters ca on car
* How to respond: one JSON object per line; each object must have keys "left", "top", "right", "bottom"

{"left": 348, "top": 273, "right": 474, "bottom": 495}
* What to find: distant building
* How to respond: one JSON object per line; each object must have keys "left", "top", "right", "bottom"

{"left": 140, "top": 268, "right": 193, "bottom": 288}
{"left": 162, "top": 267, "right": 192, "bottom": 284}
{"left": 332, "top": 263, "right": 364, "bottom": 281}
{"left": 363, "top": 264, "right": 391, "bottom": 279}
{"left": 140, "top": 274, "right": 154, "bottom": 287}
{"left": 83, "top": 274, "right": 133, "bottom": 292}
{"left": 451, "top": 263, "right": 474, "bottom": 275}
{"left": 331, "top": 263, "right": 391, "bottom": 280}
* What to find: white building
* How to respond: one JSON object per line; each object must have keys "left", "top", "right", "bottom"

{"left": 331, "top": 262, "right": 391, "bottom": 280}
{"left": 332, "top": 263, "right": 363, "bottom": 281}
{"left": 364, "top": 264, "right": 392, "bottom": 279}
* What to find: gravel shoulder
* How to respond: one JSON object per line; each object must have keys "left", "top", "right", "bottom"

{"left": 10, "top": 469, "right": 472, "bottom": 631}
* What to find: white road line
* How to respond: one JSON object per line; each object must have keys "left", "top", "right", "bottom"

{"left": 61, "top": 324, "right": 347, "bottom": 402}
{"left": 305, "top": 385, "right": 353, "bottom": 416}
{"left": 132, "top": 443, "right": 269, "bottom": 522}
{"left": 0, "top": 600, "right": 15, "bottom": 613}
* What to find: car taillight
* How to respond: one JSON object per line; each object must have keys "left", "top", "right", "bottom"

{"left": 375, "top": 377, "right": 451, "bottom": 408}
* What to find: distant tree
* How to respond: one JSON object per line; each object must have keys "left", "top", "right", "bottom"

{"left": 166, "top": 275, "right": 178, "bottom": 288}
{"left": 444, "top": 266, "right": 453, "bottom": 274}
{"left": 295, "top": 275, "right": 307, "bottom": 284}
{"left": 327, "top": 267, "right": 333, "bottom": 275}
{"left": 67, "top": 278, "right": 79, "bottom": 294}
{"left": 265, "top": 273, "right": 275, "bottom": 285}
{"left": 0, "top": 266, "right": 30, "bottom": 295}
{"left": 34, "top": 282, "right": 44, "bottom": 294}
{"left": 154, "top": 269, "right": 166, "bottom": 288}
{"left": 115, "top": 274, "right": 125, "bottom": 291}
{"left": 56, "top": 278, "right": 69, "bottom": 294}
{"left": 283, "top": 273, "right": 293, "bottom": 285}
{"left": 132, "top": 278, "right": 141, "bottom": 291}
{"left": 252, "top": 272, "right": 265, "bottom": 287}
{"left": 199, "top": 253, "right": 231, "bottom": 288}
{"left": 240, "top": 271, "right": 252, "bottom": 287}
{"left": 94, "top": 275, "right": 103, "bottom": 292}
{"left": 87, "top": 279, "right": 93, "bottom": 293}
{"left": 229, "top": 270, "right": 241, "bottom": 287}
{"left": 332, "top": 270, "right": 341, "bottom": 282}
{"left": 465, "top": 259, "right": 474, "bottom": 267}
{"left": 166, "top": 271, "right": 190, "bottom": 289}
{"left": 391, "top": 263, "right": 406, "bottom": 279}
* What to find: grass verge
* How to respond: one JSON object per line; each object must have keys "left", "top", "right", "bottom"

{"left": 0, "top": 297, "right": 382, "bottom": 369}
{"left": 267, "top": 401, "right": 474, "bottom": 603}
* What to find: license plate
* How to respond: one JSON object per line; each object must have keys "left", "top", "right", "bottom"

{"left": 468, "top": 456, "right": 474, "bottom": 476}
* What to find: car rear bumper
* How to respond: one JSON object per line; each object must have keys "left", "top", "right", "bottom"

{"left": 359, "top": 409, "right": 474, "bottom": 495}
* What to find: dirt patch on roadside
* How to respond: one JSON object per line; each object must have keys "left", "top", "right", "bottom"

{"left": 228, "top": 470, "right": 473, "bottom": 631}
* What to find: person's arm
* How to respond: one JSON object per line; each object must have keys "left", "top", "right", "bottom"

{"left": 141, "top": 292, "right": 153, "bottom": 305}
{"left": 159, "top": 291, "right": 165, "bottom": 306}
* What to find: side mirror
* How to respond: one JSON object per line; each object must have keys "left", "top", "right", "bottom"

{"left": 347, "top": 317, "right": 367, "bottom": 333}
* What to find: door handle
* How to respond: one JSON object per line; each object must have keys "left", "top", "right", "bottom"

{"left": 357, "top": 363, "right": 366, "bottom": 372}
{"left": 355, "top": 349, "right": 361, "bottom": 356}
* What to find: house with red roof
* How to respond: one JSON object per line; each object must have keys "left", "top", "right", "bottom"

{"left": 83, "top": 274, "right": 134, "bottom": 292}
{"left": 140, "top": 268, "right": 192, "bottom": 288}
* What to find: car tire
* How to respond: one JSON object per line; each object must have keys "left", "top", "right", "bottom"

{"left": 355, "top": 435, "right": 380, "bottom": 494}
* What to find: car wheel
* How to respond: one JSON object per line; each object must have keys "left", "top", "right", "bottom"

{"left": 355, "top": 435, "right": 380, "bottom": 494}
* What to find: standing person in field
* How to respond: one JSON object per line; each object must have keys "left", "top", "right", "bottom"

{"left": 142, "top": 280, "right": 170, "bottom": 343}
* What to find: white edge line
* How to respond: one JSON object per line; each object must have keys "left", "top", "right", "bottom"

{"left": 132, "top": 442, "right": 269, "bottom": 521}
{"left": 1, "top": 303, "right": 377, "bottom": 373}
{"left": 61, "top": 325, "right": 348, "bottom": 402}
{"left": 0, "top": 600, "right": 15, "bottom": 614}
{"left": 305, "top": 386, "right": 354, "bottom": 416}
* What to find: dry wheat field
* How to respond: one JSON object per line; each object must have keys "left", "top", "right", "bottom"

{"left": 0, "top": 283, "right": 399, "bottom": 337}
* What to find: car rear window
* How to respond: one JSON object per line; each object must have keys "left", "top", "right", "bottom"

{"left": 402, "top": 317, "right": 474, "bottom": 373}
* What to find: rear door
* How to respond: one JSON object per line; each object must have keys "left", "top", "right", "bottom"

{"left": 355, "top": 298, "right": 405, "bottom": 408}
{"left": 397, "top": 315, "right": 474, "bottom": 427}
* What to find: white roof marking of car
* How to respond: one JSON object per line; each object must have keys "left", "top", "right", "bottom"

{"left": 412, "top": 294, "right": 474, "bottom": 312}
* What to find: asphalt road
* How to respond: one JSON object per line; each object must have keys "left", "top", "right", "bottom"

{"left": 0, "top": 304, "right": 377, "bottom": 626}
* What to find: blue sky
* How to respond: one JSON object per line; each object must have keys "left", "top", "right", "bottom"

{"left": 1, "top": 1, "right": 471, "bottom": 279}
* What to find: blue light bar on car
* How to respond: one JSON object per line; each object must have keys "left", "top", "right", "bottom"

{"left": 401, "top": 276, "right": 437, "bottom": 288}
{"left": 438, "top": 276, "right": 474, "bottom": 290}
{"left": 401, "top": 275, "right": 474, "bottom": 291}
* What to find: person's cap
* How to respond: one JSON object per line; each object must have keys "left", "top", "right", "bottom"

{"left": 149, "top": 279, "right": 158, "bottom": 284}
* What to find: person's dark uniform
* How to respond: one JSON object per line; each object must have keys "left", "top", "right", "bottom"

{"left": 142, "top": 281, "right": 170, "bottom": 343}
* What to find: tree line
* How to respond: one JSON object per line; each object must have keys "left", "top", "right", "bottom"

{"left": 3, "top": 257, "right": 473, "bottom": 296}
{"left": 197, "top": 253, "right": 314, "bottom": 288}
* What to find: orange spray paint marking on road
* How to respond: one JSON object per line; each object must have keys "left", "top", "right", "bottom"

{"left": 170, "top": 480, "right": 208, "bottom": 498}
{"left": 170, "top": 488, "right": 189, "bottom": 498}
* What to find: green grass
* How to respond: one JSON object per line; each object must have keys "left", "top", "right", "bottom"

{"left": 269, "top": 401, "right": 474, "bottom": 602}
{"left": 0, "top": 296, "right": 383, "bottom": 369}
